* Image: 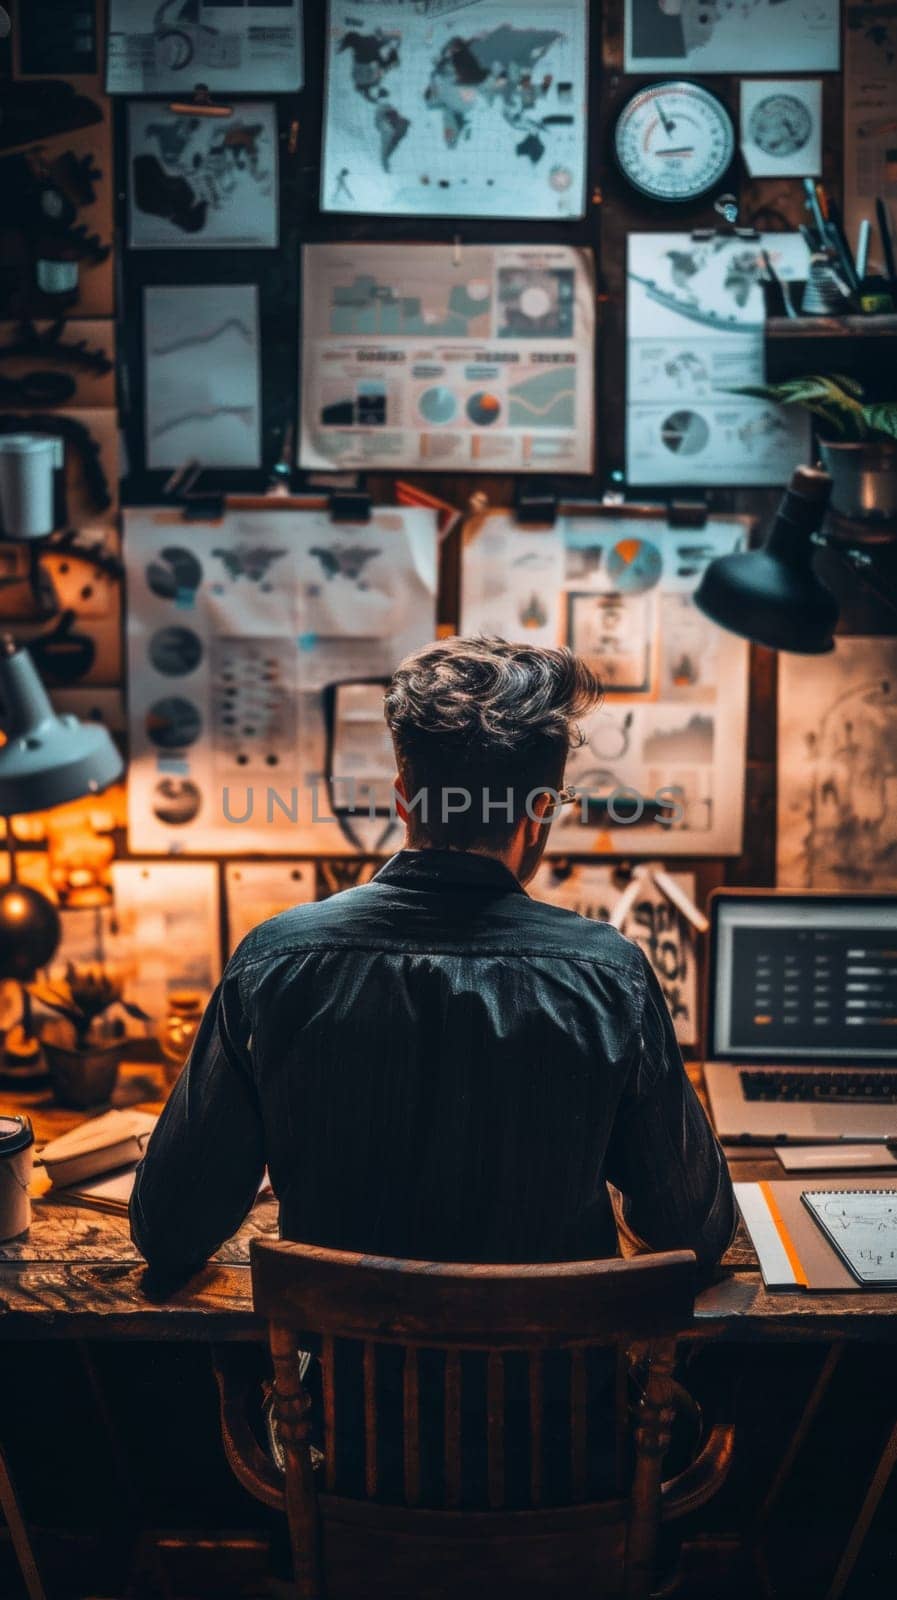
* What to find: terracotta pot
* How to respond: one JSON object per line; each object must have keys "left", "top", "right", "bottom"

{"left": 43, "top": 1038, "right": 121, "bottom": 1109}
{"left": 819, "top": 440, "right": 897, "bottom": 521}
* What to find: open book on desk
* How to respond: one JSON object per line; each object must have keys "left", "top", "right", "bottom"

{"left": 53, "top": 1160, "right": 275, "bottom": 1218}
{"left": 735, "top": 1177, "right": 897, "bottom": 1291}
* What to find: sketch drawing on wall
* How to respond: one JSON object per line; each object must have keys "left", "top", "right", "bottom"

{"left": 778, "top": 638, "right": 897, "bottom": 889}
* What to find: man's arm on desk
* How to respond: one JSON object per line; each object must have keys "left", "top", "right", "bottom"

{"left": 606, "top": 954, "right": 736, "bottom": 1267}
{"left": 130, "top": 964, "right": 265, "bottom": 1279}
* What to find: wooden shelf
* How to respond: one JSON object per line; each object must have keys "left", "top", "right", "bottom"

{"left": 764, "top": 314, "right": 897, "bottom": 387}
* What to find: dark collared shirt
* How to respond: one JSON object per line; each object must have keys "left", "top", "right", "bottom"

{"left": 131, "top": 849, "right": 735, "bottom": 1277}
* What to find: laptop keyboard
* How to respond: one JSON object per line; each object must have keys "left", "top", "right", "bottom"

{"left": 740, "top": 1070, "right": 897, "bottom": 1104}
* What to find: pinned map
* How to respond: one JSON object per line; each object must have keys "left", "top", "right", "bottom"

{"left": 322, "top": 0, "right": 587, "bottom": 218}
{"left": 128, "top": 102, "right": 279, "bottom": 249}
{"left": 299, "top": 242, "right": 595, "bottom": 473}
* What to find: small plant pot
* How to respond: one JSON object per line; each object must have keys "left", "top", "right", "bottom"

{"left": 819, "top": 440, "right": 897, "bottom": 522}
{"left": 43, "top": 1039, "right": 121, "bottom": 1109}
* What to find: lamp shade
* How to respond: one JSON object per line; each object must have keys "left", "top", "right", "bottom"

{"left": 0, "top": 640, "right": 123, "bottom": 816}
{"left": 694, "top": 466, "right": 839, "bottom": 654}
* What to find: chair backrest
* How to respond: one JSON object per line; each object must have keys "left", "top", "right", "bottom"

{"left": 250, "top": 1240, "right": 696, "bottom": 1600}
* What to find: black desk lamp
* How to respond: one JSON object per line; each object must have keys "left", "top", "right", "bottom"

{"left": 0, "top": 636, "right": 123, "bottom": 1079}
{"left": 695, "top": 465, "right": 897, "bottom": 653}
{"left": 694, "top": 467, "right": 840, "bottom": 653}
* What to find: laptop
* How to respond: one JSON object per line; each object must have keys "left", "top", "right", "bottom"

{"left": 704, "top": 890, "right": 897, "bottom": 1144}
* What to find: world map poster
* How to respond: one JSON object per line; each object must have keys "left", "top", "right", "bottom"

{"left": 321, "top": 0, "right": 587, "bottom": 218}
{"left": 299, "top": 242, "right": 595, "bottom": 473}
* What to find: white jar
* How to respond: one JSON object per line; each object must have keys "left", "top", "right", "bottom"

{"left": 0, "top": 1115, "right": 34, "bottom": 1240}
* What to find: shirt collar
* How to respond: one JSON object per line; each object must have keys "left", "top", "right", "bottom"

{"left": 373, "top": 849, "right": 525, "bottom": 895}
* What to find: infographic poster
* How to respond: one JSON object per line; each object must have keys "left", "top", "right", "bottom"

{"left": 461, "top": 510, "right": 750, "bottom": 855}
{"left": 300, "top": 242, "right": 595, "bottom": 473}
{"left": 107, "top": 0, "right": 304, "bottom": 92}
{"left": 124, "top": 507, "right": 437, "bottom": 855}
{"left": 626, "top": 232, "right": 811, "bottom": 487}
{"left": 625, "top": 0, "right": 838, "bottom": 73}
{"left": 322, "top": 0, "right": 587, "bottom": 219}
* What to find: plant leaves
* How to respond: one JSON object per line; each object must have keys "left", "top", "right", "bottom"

{"left": 120, "top": 1000, "right": 152, "bottom": 1023}
{"left": 863, "top": 403, "right": 897, "bottom": 442}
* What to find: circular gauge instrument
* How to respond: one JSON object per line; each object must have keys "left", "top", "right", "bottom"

{"left": 614, "top": 81, "right": 735, "bottom": 203}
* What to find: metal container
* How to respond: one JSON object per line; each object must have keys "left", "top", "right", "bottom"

{"left": 819, "top": 441, "right": 897, "bottom": 520}
{"left": 0, "top": 1114, "right": 33, "bottom": 1239}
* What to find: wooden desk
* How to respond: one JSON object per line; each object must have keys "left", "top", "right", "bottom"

{"left": 1, "top": 1064, "right": 897, "bottom": 1343}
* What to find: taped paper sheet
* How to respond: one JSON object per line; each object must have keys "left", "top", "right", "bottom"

{"left": 225, "top": 861, "right": 316, "bottom": 953}
{"left": 321, "top": 0, "right": 587, "bottom": 219}
{"left": 110, "top": 861, "right": 221, "bottom": 1026}
{"left": 843, "top": 5, "right": 897, "bottom": 256}
{"left": 128, "top": 102, "right": 279, "bottom": 249}
{"left": 530, "top": 863, "right": 699, "bottom": 1044}
{"left": 625, "top": 0, "right": 838, "bottom": 73}
{"left": 740, "top": 80, "right": 822, "bottom": 179}
{"left": 461, "top": 509, "right": 750, "bottom": 855}
{"left": 626, "top": 232, "right": 811, "bottom": 487}
{"left": 106, "top": 0, "right": 304, "bottom": 93}
{"left": 124, "top": 506, "right": 438, "bottom": 855}
{"left": 300, "top": 242, "right": 595, "bottom": 474}
{"left": 777, "top": 638, "right": 897, "bottom": 890}
{"left": 144, "top": 284, "right": 262, "bottom": 469}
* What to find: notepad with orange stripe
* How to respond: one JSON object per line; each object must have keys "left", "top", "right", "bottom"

{"left": 734, "top": 1177, "right": 897, "bottom": 1291}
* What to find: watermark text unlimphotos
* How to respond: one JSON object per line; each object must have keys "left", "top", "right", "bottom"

{"left": 220, "top": 779, "right": 686, "bottom": 828}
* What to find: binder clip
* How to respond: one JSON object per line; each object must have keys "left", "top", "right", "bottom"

{"left": 330, "top": 488, "right": 372, "bottom": 523}
{"left": 163, "top": 460, "right": 225, "bottom": 521}
{"left": 514, "top": 484, "right": 558, "bottom": 526}
{"left": 667, "top": 500, "right": 709, "bottom": 529}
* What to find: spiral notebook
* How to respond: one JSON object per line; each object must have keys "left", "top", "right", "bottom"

{"left": 802, "top": 1191, "right": 897, "bottom": 1287}
{"left": 734, "top": 1177, "right": 897, "bottom": 1290}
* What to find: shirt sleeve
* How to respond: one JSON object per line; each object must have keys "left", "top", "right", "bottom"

{"left": 604, "top": 951, "right": 736, "bottom": 1267}
{"left": 130, "top": 962, "right": 265, "bottom": 1278}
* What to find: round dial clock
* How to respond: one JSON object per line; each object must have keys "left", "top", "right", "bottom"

{"left": 614, "top": 81, "right": 735, "bottom": 204}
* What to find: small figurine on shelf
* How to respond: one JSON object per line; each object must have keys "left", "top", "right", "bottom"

{"left": 27, "top": 962, "right": 150, "bottom": 1108}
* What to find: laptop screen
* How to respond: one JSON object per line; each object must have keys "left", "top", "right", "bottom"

{"left": 710, "top": 895, "right": 897, "bottom": 1063}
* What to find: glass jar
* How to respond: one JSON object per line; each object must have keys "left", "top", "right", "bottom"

{"left": 159, "top": 990, "right": 204, "bottom": 1086}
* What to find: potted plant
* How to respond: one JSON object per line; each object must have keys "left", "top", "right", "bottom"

{"left": 27, "top": 963, "right": 150, "bottom": 1108}
{"left": 733, "top": 376, "right": 897, "bottom": 522}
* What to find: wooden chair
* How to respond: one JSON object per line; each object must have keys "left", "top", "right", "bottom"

{"left": 214, "top": 1241, "right": 734, "bottom": 1600}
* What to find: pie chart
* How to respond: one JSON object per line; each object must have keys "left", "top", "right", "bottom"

{"left": 661, "top": 409, "right": 710, "bottom": 456}
{"left": 466, "top": 391, "right": 502, "bottom": 426}
{"left": 606, "top": 537, "right": 663, "bottom": 593}
{"left": 418, "top": 385, "right": 457, "bottom": 425}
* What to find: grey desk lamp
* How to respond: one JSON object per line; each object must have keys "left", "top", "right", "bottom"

{"left": 0, "top": 637, "right": 122, "bottom": 1078}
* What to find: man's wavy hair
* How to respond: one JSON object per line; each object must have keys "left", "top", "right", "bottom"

{"left": 384, "top": 636, "right": 603, "bottom": 849}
